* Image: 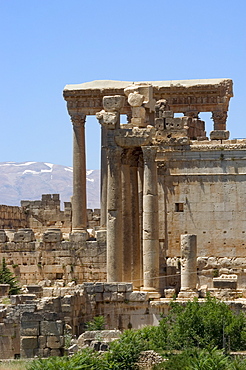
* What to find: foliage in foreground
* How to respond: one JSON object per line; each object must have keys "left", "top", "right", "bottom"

{"left": 85, "top": 315, "right": 106, "bottom": 331}
{"left": 0, "top": 258, "right": 20, "bottom": 295}
{"left": 27, "top": 296, "right": 246, "bottom": 369}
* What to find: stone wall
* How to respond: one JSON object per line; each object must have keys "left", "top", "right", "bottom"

{"left": 0, "top": 205, "right": 27, "bottom": 230}
{"left": 0, "top": 229, "right": 107, "bottom": 286}
{"left": 158, "top": 140, "right": 246, "bottom": 260}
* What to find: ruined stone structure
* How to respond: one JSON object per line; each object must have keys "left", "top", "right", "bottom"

{"left": 63, "top": 78, "right": 237, "bottom": 294}
{"left": 3, "top": 77, "right": 246, "bottom": 359}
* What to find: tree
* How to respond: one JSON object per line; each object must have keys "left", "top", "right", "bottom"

{"left": 0, "top": 258, "right": 20, "bottom": 295}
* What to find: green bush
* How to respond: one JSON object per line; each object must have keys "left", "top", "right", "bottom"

{"left": 0, "top": 258, "right": 20, "bottom": 295}
{"left": 162, "top": 296, "right": 246, "bottom": 351}
{"left": 85, "top": 316, "right": 105, "bottom": 331}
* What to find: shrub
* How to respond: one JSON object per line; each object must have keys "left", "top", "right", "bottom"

{"left": 85, "top": 315, "right": 106, "bottom": 331}
{"left": 0, "top": 258, "right": 20, "bottom": 295}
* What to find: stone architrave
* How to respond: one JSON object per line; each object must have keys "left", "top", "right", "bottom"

{"left": 142, "top": 146, "right": 159, "bottom": 292}
{"left": 70, "top": 114, "right": 87, "bottom": 233}
{"left": 178, "top": 234, "right": 198, "bottom": 298}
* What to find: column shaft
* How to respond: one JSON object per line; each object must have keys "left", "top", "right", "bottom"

{"left": 100, "top": 126, "right": 107, "bottom": 228}
{"left": 122, "top": 152, "right": 132, "bottom": 282}
{"left": 107, "top": 146, "right": 123, "bottom": 282}
{"left": 130, "top": 164, "right": 141, "bottom": 288}
{"left": 180, "top": 234, "right": 197, "bottom": 290}
{"left": 142, "top": 146, "right": 159, "bottom": 291}
{"left": 71, "top": 115, "right": 87, "bottom": 231}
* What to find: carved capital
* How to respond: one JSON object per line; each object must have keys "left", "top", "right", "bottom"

{"left": 212, "top": 110, "right": 227, "bottom": 125}
{"left": 96, "top": 110, "right": 119, "bottom": 129}
{"left": 142, "top": 146, "right": 157, "bottom": 164}
{"left": 70, "top": 114, "right": 86, "bottom": 127}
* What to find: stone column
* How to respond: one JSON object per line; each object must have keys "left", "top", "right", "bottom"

{"left": 138, "top": 155, "right": 144, "bottom": 286}
{"left": 142, "top": 146, "right": 159, "bottom": 293}
{"left": 130, "top": 151, "right": 141, "bottom": 288}
{"left": 178, "top": 234, "right": 198, "bottom": 298}
{"left": 100, "top": 126, "right": 107, "bottom": 228}
{"left": 210, "top": 111, "right": 229, "bottom": 140}
{"left": 107, "top": 146, "right": 123, "bottom": 282}
{"left": 70, "top": 114, "right": 87, "bottom": 234}
{"left": 122, "top": 149, "right": 132, "bottom": 282}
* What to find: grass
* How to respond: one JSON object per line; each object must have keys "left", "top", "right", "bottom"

{"left": 0, "top": 360, "right": 29, "bottom": 370}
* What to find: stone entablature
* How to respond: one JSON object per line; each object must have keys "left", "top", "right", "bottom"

{"left": 63, "top": 79, "right": 233, "bottom": 121}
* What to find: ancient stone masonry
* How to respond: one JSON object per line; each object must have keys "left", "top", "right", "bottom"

{"left": 64, "top": 78, "right": 234, "bottom": 295}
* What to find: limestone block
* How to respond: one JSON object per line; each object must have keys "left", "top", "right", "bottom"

{"left": 104, "top": 283, "right": 118, "bottom": 292}
{"left": 38, "top": 335, "right": 47, "bottom": 349}
{"left": 162, "top": 111, "right": 174, "bottom": 118}
{"left": 14, "top": 229, "right": 35, "bottom": 242}
{"left": 20, "top": 321, "right": 39, "bottom": 336}
{"left": 47, "top": 335, "right": 64, "bottom": 348}
{"left": 95, "top": 282, "right": 104, "bottom": 293}
{"left": 132, "top": 106, "right": 146, "bottom": 119}
{"left": 40, "top": 320, "right": 63, "bottom": 336}
{"left": 155, "top": 118, "right": 164, "bottom": 130}
{"left": 164, "top": 288, "right": 176, "bottom": 298}
{"left": 50, "top": 348, "right": 63, "bottom": 356}
{"left": 21, "top": 312, "right": 42, "bottom": 322}
{"left": 103, "top": 292, "right": 111, "bottom": 302}
{"left": 125, "top": 283, "right": 133, "bottom": 292}
{"left": 95, "top": 293, "right": 103, "bottom": 302}
{"left": 117, "top": 283, "right": 126, "bottom": 293}
{"left": 127, "top": 92, "right": 144, "bottom": 107}
{"left": 126, "top": 292, "right": 148, "bottom": 302}
{"left": 84, "top": 283, "right": 95, "bottom": 294}
{"left": 103, "top": 95, "right": 125, "bottom": 112}
{"left": 69, "top": 231, "right": 88, "bottom": 243}
{"left": 210, "top": 130, "right": 230, "bottom": 140}
{"left": 0, "top": 284, "right": 10, "bottom": 297}
{"left": 117, "top": 293, "right": 125, "bottom": 302}
{"left": 21, "top": 336, "right": 38, "bottom": 350}
{"left": 0, "top": 230, "right": 7, "bottom": 243}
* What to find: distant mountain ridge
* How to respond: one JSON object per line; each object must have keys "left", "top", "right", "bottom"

{"left": 0, "top": 162, "right": 100, "bottom": 209}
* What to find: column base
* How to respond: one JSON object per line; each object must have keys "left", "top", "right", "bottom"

{"left": 210, "top": 130, "right": 230, "bottom": 140}
{"left": 69, "top": 229, "right": 88, "bottom": 242}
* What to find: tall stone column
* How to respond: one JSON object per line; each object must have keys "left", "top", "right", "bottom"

{"left": 107, "top": 146, "right": 123, "bottom": 282}
{"left": 130, "top": 151, "right": 141, "bottom": 288}
{"left": 138, "top": 155, "right": 144, "bottom": 286}
{"left": 122, "top": 150, "right": 132, "bottom": 282}
{"left": 142, "top": 146, "right": 159, "bottom": 292}
{"left": 100, "top": 126, "right": 107, "bottom": 228}
{"left": 178, "top": 234, "right": 198, "bottom": 298}
{"left": 70, "top": 114, "right": 87, "bottom": 233}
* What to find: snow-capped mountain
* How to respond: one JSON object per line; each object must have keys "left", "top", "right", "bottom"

{"left": 0, "top": 162, "right": 100, "bottom": 209}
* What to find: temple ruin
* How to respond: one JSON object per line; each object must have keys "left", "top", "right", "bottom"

{"left": 3, "top": 78, "right": 246, "bottom": 358}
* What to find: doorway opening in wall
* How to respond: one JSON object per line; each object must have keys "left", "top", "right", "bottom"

{"left": 85, "top": 116, "right": 101, "bottom": 210}
{"left": 199, "top": 112, "right": 213, "bottom": 138}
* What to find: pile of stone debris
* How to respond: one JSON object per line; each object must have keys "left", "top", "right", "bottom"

{"left": 137, "top": 350, "right": 166, "bottom": 369}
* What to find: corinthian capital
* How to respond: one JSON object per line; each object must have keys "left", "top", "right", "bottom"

{"left": 70, "top": 113, "right": 86, "bottom": 127}
{"left": 142, "top": 146, "right": 157, "bottom": 164}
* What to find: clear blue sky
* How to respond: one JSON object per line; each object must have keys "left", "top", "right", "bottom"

{"left": 0, "top": 0, "right": 245, "bottom": 169}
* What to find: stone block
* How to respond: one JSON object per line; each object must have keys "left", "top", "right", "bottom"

{"left": 95, "top": 293, "right": 103, "bottom": 302}
{"left": 0, "top": 230, "right": 7, "bottom": 243}
{"left": 69, "top": 231, "right": 88, "bottom": 242}
{"left": 104, "top": 283, "right": 118, "bottom": 292}
{"left": 103, "top": 292, "right": 111, "bottom": 302}
{"left": 20, "top": 321, "right": 39, "bottom": 336}
{"left": 103, "top": 95, "right": 125, "bottom": 112}
{"left": 4, "top": 230, "right": 16, "bottom": 242}
{"left": 40, "top": 320, "right": 64, "bottom": 336}
{"left": 47, "top": 335, "right": 64, "bottom": 348}
{"left": 117, "top": 283, "right": 126, "bottom": 293}
{"left": 162, "top": 110, "right": 174, "bottom": 118}
{"left": 38, "top": 335, "right": 47, "bottom": 349}
{"left": 0, "top": 284, "right": 10, "bottom": 297}
{"left": 21, "top": 312, "right": 42, "bottom": 322}
{"left": 210, "top": 130, "right": 230, "bottom": 140}
{"left": 21, "top": 336, "right": 38, "bottom": 350}
{"left": 43, "top": 229, "right": 62, "bottom": 243}
{"left": 126, "top": 291, "right": 148, "bottom": 302}
{"left": 50, "top": 348, "right": 63, "bottom": 356}
{"left": 125, "top": 283, "right": 133, "bottom": 292}
{"left": 14, "top": 229, "right": 35, "bottom": 242}
{"left": 95, "top": 282, "right": 104, "bottom": 293}
{"left": 95, "top": 230, "right": 107, "bottom": 244}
